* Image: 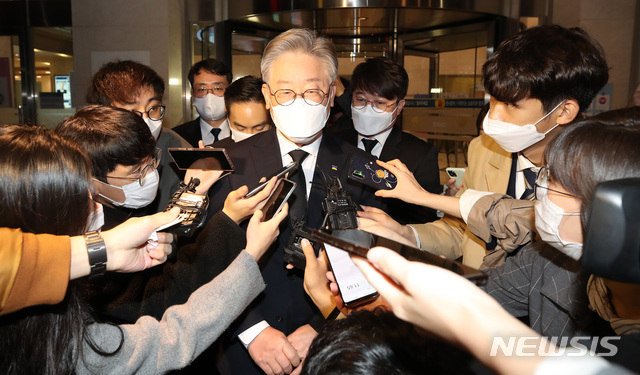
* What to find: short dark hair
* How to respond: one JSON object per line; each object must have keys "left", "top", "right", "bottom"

{"left": 301, "top": 309, "right": 473, "bottom": 375}
{"left": 351, "top": 57, "right": 409, "bottom": 101}
{"left": 482, "top": 25, "right": 609, "bottom": 113}
{"left": 86, "top": 60, "right": 165, "bottom": 105}
{"left": 55, "top": 105, "right": 156, "bottom": 181}
{"left": 187, "top": 58, "right": 233, "bottom": 87}
{"left": 224, "top": 75, "right": 265, "bottom": 113}
{"left": 545, "top": 108, "right": 640, "bottom": 229}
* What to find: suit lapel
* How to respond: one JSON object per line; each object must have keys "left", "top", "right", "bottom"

{"left": 484, "top": 141, "right": 512, "bottom": 193}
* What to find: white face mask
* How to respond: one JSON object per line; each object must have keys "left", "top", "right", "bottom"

{"left": 230, "top": 126, "right": 255, "bottom": 142}
{"left": 534, "top": 193, "right": 583, "bottom": 260}
{"left": 144, "top": 117, "right": 163, "bottom": 140}
{"left": 351, "top": 104, "right": 397, "bottom": 137}
{"left": 98, "top": 169, "right": 160, "bottom": 209}
{"left": 269, "top": 96, "right": 330, "bottom": 145}
{"left": 193, "top": 94, "right": 227, "bottom": 121}
{"left": 483, "top": 101, "right": 565, "bottom": 153}
{"left": 86, "top": 202, "right": 104, "bottom": 232}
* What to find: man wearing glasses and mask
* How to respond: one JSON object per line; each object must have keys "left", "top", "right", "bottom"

{"left": 328, "top": 57, "right": 441, "bottom": 225}
{"left": 206, "top": 28, "right": 380, "bottom": 375}
{"left": 86, "top": 60, "right": 191, "bottom": 215}
{"left": 174, "top": 58, "right": 233, "bottom": 147}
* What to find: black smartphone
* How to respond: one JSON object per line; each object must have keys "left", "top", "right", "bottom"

{"left": 348, "top": 155, "right": 397, "bottom": 190}
{"left": 261, "top": 179, "right": 296, "bottom": 221}
{"left": 323, "top": 242, "right": 379, "bottom": 307}
{"left": 310, "top": 229, "right": 488, "bottom": 286}
{"left": 168, "top": 148, "right": 234, "bottom": 171}
{"left": 245, "top": 162, "right": 297, "bottom": 198}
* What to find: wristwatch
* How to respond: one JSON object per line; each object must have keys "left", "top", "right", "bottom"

{"left": 83, "top": 230, "right": 108, "bottom": 277}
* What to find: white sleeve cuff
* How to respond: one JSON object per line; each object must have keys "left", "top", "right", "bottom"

{"left": 238, "top": 320, "right": 270, "bottom": 349}
{"left": 534, "top": 354, "right": 632, "bottom": 375}
{"left": 459, "top": 189, "right": 494, "bottom": 224}
{"left": 407, "top": 225, "right": 421, "bottom": 249}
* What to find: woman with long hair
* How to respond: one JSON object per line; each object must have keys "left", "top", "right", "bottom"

{"left": 0, "top": 124, "right": 287, "bottom": 374}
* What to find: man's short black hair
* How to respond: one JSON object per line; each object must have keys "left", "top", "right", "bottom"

{"left": 351, "top": 57, "right": 409, "bottom": 101}
{"left": 224, "top": 75, "right": 265, "bottom": 114}
{"left": 54, "top": 105, "right": 156, "bottom": 181}
{"left": 188, "top": 58, "right": 233, "bottom": 87}
{"left": 482, "top": 25, "right": 609, "bottom": 113}
{"left": 301, "top": 309, "right": 474, "bottom": 375}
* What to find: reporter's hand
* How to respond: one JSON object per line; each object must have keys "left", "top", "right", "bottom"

{"left": 101, "top": 209, "right": 179, "bottom": 273}
{"left": 352, "top": 247, "right": 493, "bottom": 343}
{"left": 374, "top": 159, "right": 429, "bottom": 205}
{"left": 244, "top": 203, "right": 289, "bottom": 261}
{"left": 357, "top": 206, "right": 417, "bottom": 246}
{"left": 444, "top": 177, "right": 463, "bottom": 197}
{"left": 301, "top": 239, "right": 337, "bottom": 317}
{"left": 185, "top": 140, "right": 224, "bottom": 194}
{"left": 248, "top": 327, "right": 301, "bottom": 375}
{"left": 223, "top": 176, "right": 278, "bottom": 224}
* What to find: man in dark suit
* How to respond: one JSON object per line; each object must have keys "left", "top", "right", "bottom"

{"left": 327, "top": 57, "right": 441, "bottom": 225}
{"left": 207, "top": 28, "right": 380, "bottom": 375}
{"left": 173, "top": 59, "right": 232, "bottom": 147}
{"left": 212, "top": 75, "right": 272, "bottom": 149}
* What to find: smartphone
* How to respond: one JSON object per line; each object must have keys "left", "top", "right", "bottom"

{"left": 168, "top": 148, "right": 234, "bottom": 171}
{"left": 323, "top": 242, "right": 379, "bottom": 307}
{"left": 245, "top": 162, "right": 297, "bottom": 198}
{"left": 445, "top": 167, "right": 466, "bottom": 188}
{"left": 311, "top": 229, "right": 488, "bottom": 286}
{"left": 348, "top": 155, "right": 397, "bottom": 190}
{"left": 261, "top": 179, "right": 296, "bottom": 221}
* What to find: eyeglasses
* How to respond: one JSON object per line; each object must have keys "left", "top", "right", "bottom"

{"left": 194, "top": 85, "right": 226, "bottom": 98}
{"left": 106, "top": 148, "right": 161, "bottom": 186}
{"left": 352, "top": 97, "right": 398, "bottom": 113}
{"left": 267, "top": 84, "right": 329, "bottom": 106}
{"left": 534, "top": 166, "right": 577, "bottom": 200}
{"left": 131, "top": 105, "right": 166, "bottom": 121}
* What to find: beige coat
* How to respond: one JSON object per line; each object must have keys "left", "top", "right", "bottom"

{"left": 412, "top": 134, "right": 513, "bottom": 267}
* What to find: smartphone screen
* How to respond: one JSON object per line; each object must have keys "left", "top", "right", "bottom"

{"left": 261, "top": 179, "right": 296, "bottom": 221}
{"left": 323, "top": 243, "right": 378, "bottom": 307}
{"left": 168, "top": 148, "right": 234, "bottom": 171}
{"left": 312, "top": 229, "right": 488, "bottom": 286}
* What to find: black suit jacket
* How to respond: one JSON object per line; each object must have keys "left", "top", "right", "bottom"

{"left": 327, "top": 121, "right": 440, "bottom": 224}
{"left": 207, "top": 128, "right": 380, "bottom": 374}
{"left": 172, "top": 118, "right": 202, "bottom": 147}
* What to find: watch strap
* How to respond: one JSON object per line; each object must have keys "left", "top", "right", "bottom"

{"left": 84, "top": 230, "right": 107, "bottom": 277}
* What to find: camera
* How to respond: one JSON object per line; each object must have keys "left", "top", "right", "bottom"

{"left": 164, "top": 177, "right": 209, "bottom": 237}
{"left": 284, "top": 222, "right": 323, "bottom": 270}
{"left": 321, "top": 176, "right": 360, "bottom": 230}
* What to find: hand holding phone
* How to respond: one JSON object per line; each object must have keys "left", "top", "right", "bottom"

{"left": 348, "top": 156, "right": 397, "bottom": 190}
{"left": 323, "top": 243, "right": 379, "bottom": 307}
{"left": 446, "top": 168, "right": 465, "bottom": 188}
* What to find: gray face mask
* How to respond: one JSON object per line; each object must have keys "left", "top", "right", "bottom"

{"left": 97, "top": 169, "right": 160, "bottom": 209}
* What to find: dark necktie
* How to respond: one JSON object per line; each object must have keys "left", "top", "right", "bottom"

{"left": 288, "top": 150, "right": 309, "bottom": 222}
{"left": 362, "top": 138, "right": 378, "bottom": 155}
{"left": 521, "top": 167, "right": 537, "bottom": 201}
{"left": 211, "top": 128, "right": 221, "bottom": 142}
